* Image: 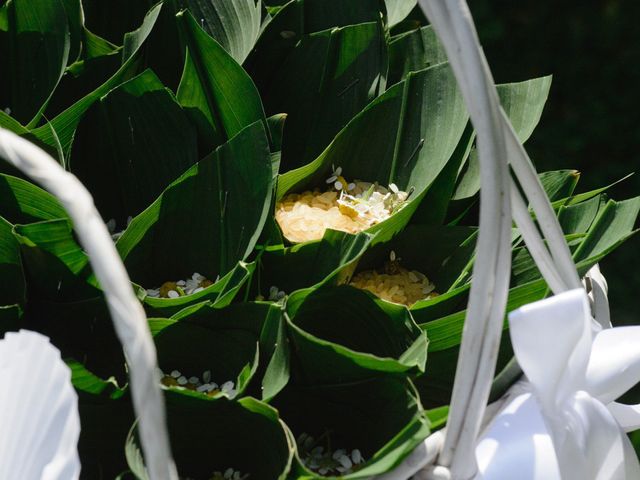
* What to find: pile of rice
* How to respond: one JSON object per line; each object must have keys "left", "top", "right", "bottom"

{"left": 146, "top": 272, "right": 214, "bottom": 299}
{"left": 275, "top": 167, "right": 409, "bottom": 243}
{"left": 297, "top": 432, "right": 364, "bottom": 476}
{"left": 160, "top": 369, "right": 236, "bottom": 397}
{"left": 349, "top": 252, "right": 437, "bottom": 306}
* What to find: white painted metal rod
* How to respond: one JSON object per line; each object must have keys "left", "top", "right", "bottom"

{"left": 417, "top": 1, "right": 513, "bottom": 478}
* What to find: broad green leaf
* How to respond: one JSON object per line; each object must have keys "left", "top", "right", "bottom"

{"left": 538, "top": 169, "right": 580, "bottom": 202}
{"left": 266, "top": 21, "right": 388, "bottom": 170}
{"left": 451, "top": 76, "right": 552, "bottom": 204}
{"left": 6, "top": 0, "right": 70, "bottom": 125}
{"left": 258, "top": 229, "right": 373, "bottom": 296}
{"left": 244, "top": 0, "right": 303, "bottom": 93}
{"left": 186, "top": 0, "right": 262, "bottom": 63}
{"left": 419, "top": 279, "right": 549, "bottom": 354}
{"left": 176, "top": 10, "right": 267, "bottom": 151}
{"left": 573, "top": 197, "right": 640, "bottom": 263}
{"left": 127, "top": 397, "right": 294, "bottom": 480}
{"left": 0, "top": 110, "right": 29, "bottom": 135}
{"left": 267, "top": 113, "right": 287, "bottom": 152}
{"left": 277, "top": 62, "right": 467, "bottom": 244}
{"left": 30, "top": 2, "right": 164, "bottom": 154}
{"left": 274, "top": 376, "right": 429, "bottom": 479}
{"left": 550, "top": 173, "right": 634, "bottom": 209}
{"left": 67, "top": 358, "right": 126, "bottom": 399}
{"left": 0, "top": 174, "right": 67, "bottom": 224}
{"left": 388, "top": 25, "right": 447, "bottom": 85}
{"left": 70, "top": 69, "right": 198, "bottom": 224}
{"left": 83, "top": 27, "right": 120, "bottom": 59}
{"left": 0, "top": 216, "right": 25, "bottom": 307}
{"left": 45, "top": 46, "right": 122, "bottom": 119}
{"left": 412, "top": 124, "right": 474, "bottom": 225}
{"left": 60, "top": 0, "right": 82, "bottom": 62}
{"left": 385, "top": 0, "right": 418, "bottom": 27}
{"left": 117, "top": 121, "right": 273, "bottom": 307}
{"left": 286, "top": 285, "right": 428, "bottom": 380}
{"left": 13, "top": 219, "right": 99, "bottom": 301}
{"left": 497, "top": 75, "right": 552, "bottom": 143}
{"left": 559, "top": 194, "right": 605, "bottom": 234}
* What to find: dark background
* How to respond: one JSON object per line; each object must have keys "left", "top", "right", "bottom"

{"left": 469, "top": 0, "right": 640, "bottom": 325}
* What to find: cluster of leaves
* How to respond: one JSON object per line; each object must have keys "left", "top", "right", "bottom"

{"left": 0, "top": 0, "right": 638, "bottom": 478}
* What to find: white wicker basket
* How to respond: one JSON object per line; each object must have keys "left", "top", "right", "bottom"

{"left": 0, "top": 1, "right": 632, "bottom": 479}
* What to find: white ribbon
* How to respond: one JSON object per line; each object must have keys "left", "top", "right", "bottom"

{"left": 0, "top": 330, "right": 81, "bottom": 480}
{"left": 475, "top": 288, "right": 640, "bottom": 480}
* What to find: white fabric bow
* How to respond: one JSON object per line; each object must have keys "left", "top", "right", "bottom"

{"left": 0, "top": 330, "right": 81, "bottom": 480}
{"left": 475, "top": 287, "right": 640, "bottom": 480}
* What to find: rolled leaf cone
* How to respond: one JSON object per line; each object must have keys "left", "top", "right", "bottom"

{"left": 150, "top": 301, "right": 281, "bottom": 401}
{"left": 285, "top": 285, "right": 428, "bottom": 381}
{"left": 273, "top": 375, "right": 430, "bottom": 479}
{"left": 126, "top": 397, "right": 294, "bottom": 480}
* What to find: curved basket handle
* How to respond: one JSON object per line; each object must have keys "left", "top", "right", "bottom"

{"left": 418, "top": 1, "right": 582, "bottom": 478}
{"left": 0, "top": 129, "right": 178, "bottom": 480}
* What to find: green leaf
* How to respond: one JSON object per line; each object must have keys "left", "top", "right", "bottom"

{"left": 30, "top": 2, "right": 164, "bottom": 154}
{"left": 551, "top": 173, "right": 634, "bottom": 209}
{"left": 273, "top": 376, "right": 429, "bottom": 479}
{"left": 258, "top": 229, "right": 373, "bottom": 296}
{"left": 70, "top": 69, "right": 198, "bottom": 224}
{"left": 451, "top": 76, "right": 553, "bottom": 205}
{"left": 6, "top": 0, "right": 70, "bottom": 125}
{"left": 497, "top": 75, "right": 552, "bottom": 143}
{"left": 385, "top": 0, "right": 418, "bottom": 28}
{"left": 265, "top": 21, "right": 388, "bottom": 169}
{"left": 83, "top": 27, "right": 120, "bottom": 60}
{"left": 60, "top": 0, "right": 82, "bottom": 62}
{"left": 418, "top": 279, "right": 549, "bottom": 353}
{"left": 0, "top": 109, "right": 29, "bottom": 135}
{"left": 412, "top": 124, "right": 474, "bottom": 225}
{"left": 127, "top": 397, "right": 294, "bottom": 479}
{"left": 267, "top": 112, "right": 287, "bottom": 152}
{"left": 117, "top": 121, "right": 273, "bottom": 307}
{"left": 573, "top": 197, "right": 640, "bottom": 264}
{"left": 388, "top": 25, "right": 447, "bottom": 85}
{"left": 558, "top": 194, "right": 605, "bottom": 234}
{"left": 244, "top": 0, "right": 303, "bottom": 90}
{"left": 176, "top": 10, "right": 267, "bottom": 151}
{"left": 13, "top": 218, "right": 99, "bottom": 301}
{"left": 0, "top": 173, "right": 67, "bottom": 224}
{"left": 538, "top": 169, "right": 581, "bottom": 202}
{"left": 286, "top": 285, "right": 428, "bottom": 380}
{"left": 185, "top": 0, "right": 262, "bottom": 63}
{"left": 0, "top": 216, "right": 25, "bottom": 307}
{"left": 67, "top": 358, "right": 126, "bottom": 399}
